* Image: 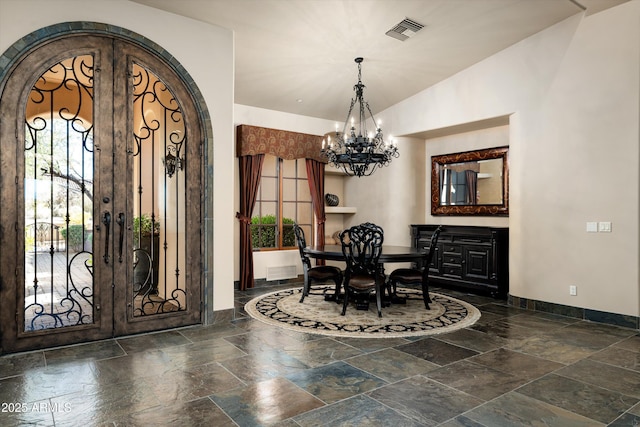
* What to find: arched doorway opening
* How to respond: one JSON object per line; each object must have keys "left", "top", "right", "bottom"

{"left": 0, "top": 24, "right": 211, "bottom": 354}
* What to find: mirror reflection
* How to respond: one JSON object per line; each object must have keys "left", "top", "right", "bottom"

{"left": 440, "top": 158, "right": 503, "bottom": 206}
{"left": 431, "top": 146, "right": 509, "bottom": 216}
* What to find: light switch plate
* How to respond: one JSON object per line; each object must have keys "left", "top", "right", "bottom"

{"left": 586, "top": 222, "right": 598, "bottom": 233}
{"left": 598, "top": 221, "right": 612, "bottom": 232}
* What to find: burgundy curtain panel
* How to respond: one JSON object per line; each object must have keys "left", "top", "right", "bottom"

{"left": 305, "top": 159, "right": 326, "bottom": 265}
{"left": 236, "top": 154, "right": 264, "bottom": 290}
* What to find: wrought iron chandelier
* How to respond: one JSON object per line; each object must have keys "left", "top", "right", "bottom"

{"left": 322, "top": 57, "right": 399, "bottom": 177}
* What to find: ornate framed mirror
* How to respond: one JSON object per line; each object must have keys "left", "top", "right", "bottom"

{"left": 431, "top": 146, "right": 509, "bottom": 216}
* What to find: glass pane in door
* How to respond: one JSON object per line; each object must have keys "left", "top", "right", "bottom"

{"left": 23, "top": 55, "right": 95, "bottom": 330}
{"left": 131, "top": 63, "right": 186, "bottom": 316}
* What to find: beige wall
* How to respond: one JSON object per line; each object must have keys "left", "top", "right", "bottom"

{"left": 375, "top": 2, "right": 640, "bottom": 317}
{"left": 344, "top": 135, "right": 427, "bottom": 246}
{"left": 424, "top": 125, "right": 510, "bottom": 229}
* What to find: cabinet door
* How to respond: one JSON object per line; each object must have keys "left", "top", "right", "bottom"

{"left": 463, "top": 245, "right": 491, "bottom": 281}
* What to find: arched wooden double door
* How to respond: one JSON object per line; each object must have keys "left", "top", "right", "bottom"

{"left": 0, "top": 35, "right": 202, "bottom": 353}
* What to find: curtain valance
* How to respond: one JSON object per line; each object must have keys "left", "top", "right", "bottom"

{"left": 236, "top": 124, "right": 327, "bottom": 163}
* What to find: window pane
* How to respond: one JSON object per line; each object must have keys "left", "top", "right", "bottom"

{"left": 258, "top": 201, "right": 276, "bottom": 218}
{"left": 262, "top": 155, "right": 277, "bottom": 176}
{"left": 282, "top": 222, "right": 295, "bottom": 247}
{"left": 298, "top": 202, "right": 313, "bottom": 223}
{"left": 282, "top": 158, "right": 296, "bottom": 178}
{"left": 251, "top": 224, "right": 276, "bottom": 248}
{"left": 297, "top": 181, "right": 311, "bottom": 202}
{"left": 259, "top": 177, "right": 277, "bottom": 201}
{"left": 282, "top": 202, "right": 296, "bottom": 221}
{"left": 250, "top": 157, "right": 314, "bottom": 249}
{"left": 282, "top": 178, "right": 296, "bottom": 201}
{"left": 297, "top": 160, "right": 308, "bottom": 178}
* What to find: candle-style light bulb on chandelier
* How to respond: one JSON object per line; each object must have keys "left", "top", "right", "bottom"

{"left": 322, "top": 57, "right": 399, "bottom": 177}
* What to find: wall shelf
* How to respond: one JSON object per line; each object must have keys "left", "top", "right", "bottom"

{"left": 325, "top": 206, "right": 357, "bottom": 214}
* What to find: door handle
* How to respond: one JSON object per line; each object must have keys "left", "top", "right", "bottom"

{"left": 102, "top": 211, "right": 111, "bottom": 264}
{"left": 116, "top": 212, "right": 125, "bottom": 263}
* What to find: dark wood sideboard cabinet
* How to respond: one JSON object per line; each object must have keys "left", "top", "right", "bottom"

{"left": 410, "top": 225, "right": 509, "bottom": 298}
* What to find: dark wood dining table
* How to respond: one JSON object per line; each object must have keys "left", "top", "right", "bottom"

{"left": 304, "top": 244, "right": 426, "bottom": 263}
{"left": 304, "top": 244, "right": 427, "bottom": 306}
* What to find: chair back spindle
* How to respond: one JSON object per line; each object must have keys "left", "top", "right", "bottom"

{"left": 340, "top": 225, "right": 384, "bottom": 277}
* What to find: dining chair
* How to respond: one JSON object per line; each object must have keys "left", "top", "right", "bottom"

{"left": 293, "top": 224, "right": 343, "bottom": 303}
{"left": 388, "top": 225, "right": 442, "bottom": 310}
{"left": 339, "top": 223, "right": 385, "bottom": 317}
{"left": 360, "top": 221, "right": 391, "bottom": 297}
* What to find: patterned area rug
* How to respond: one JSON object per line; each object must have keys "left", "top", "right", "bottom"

{"left": 245, "top": 286, "right": 481, "bottom": 338}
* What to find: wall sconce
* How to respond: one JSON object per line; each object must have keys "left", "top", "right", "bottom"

{"left": 163, "top": 151, "right": 184, "bottom": 178}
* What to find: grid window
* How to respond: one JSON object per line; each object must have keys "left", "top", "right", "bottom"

{"left": 251, "top": 156, "right": 313, "bottom": 249}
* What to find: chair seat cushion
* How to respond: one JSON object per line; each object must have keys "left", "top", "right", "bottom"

{"left": 347, "top": 274, "right": 377, "bottom": 290}
{"left": 389, "top": 268, "right": 422, "bottom": 283}
{"left": 308, "top": 266, "right": 342, "bottom": 281}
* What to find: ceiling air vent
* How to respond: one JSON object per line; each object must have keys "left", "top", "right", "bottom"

{"left": 385, "top": 18, "right": 424, "bottom": 41}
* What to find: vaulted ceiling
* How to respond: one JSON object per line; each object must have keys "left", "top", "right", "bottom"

{"left": 132, "top": 0, "right": 628, "bottom": 122}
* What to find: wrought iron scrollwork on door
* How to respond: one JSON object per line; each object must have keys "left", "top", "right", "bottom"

{"left": 131, "top": 64, "right": 187, "bottom": 316}
{"left": 23, "top": 55, "right": 95, "bottom": 330}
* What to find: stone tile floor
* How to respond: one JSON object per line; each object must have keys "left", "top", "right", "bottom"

{"left": 0, "top": 284, "right": 638, "bottom": 426}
